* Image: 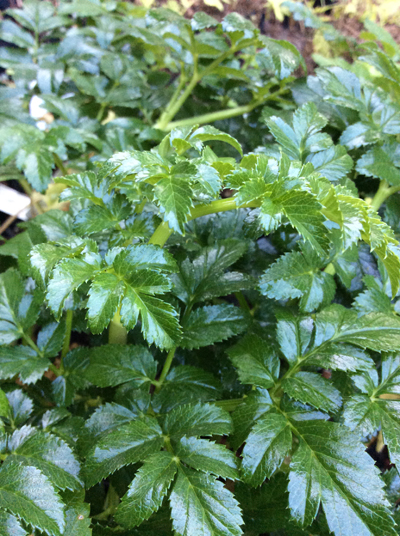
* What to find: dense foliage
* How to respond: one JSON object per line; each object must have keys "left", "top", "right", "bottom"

{"left": 0, "top": 1, "right": 400, "bottom": 535}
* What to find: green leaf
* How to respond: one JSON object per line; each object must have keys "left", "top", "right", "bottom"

{"left": 163, "top": 403, "right": 232, "bottom": 439}
{"left": 0, "top": 270, "right": 40, "bottom": 345}
{"left": 235, "top": 473, "right": 291, "bottom": 535}
{"left": 0, "top": 346, "right": 50, "bottom": 384}
{"left": 281, "top": 371, "right": 342, "bottom": 413}
{"left": 306, "top": 343, "right": 374, "bottom": 372}
{"left": 84, "top": 417, "right": 163, "bottom": 488}
{"left": 191, "top": 11, "right": 219, "bottom": 30}
{"left": 175, "top": 436, "right": 238, "bottom": 479}
{"left": 154, "top": 366, "right": 221, "bottom": 412}
{"left": 180, "top": 304, "right": 250, "bottom": 349}
{"left": 276, "top": 310, "right": 313, "bottom": 367}
{"left": 0, "top": 511, "right": 27, "bottom": 536}
{"left": 227, "top": 333, "right": 280, "bottom": 389}
{"left": 241, "top": 411, "right": 292, "bottom": 486}
{"left": 29, "top": 239, "right": 89, "bottom": 287}
{"left": 307, "top": 145, "right": 353, "bottom": 182}
{"left": 266, "top": 103, "right": 331, "bottom": 160}
{"left": 8, "top": 0, "right": 66, "bottom": 34}
{"left": 0, "top": 389, "right": 10, "bottom": 418}
{"left": 190, "top": 126, "right": 243, "bottom": 156}
{"left": 343, "top": 354, "right": 400, "bottom": 466}
{"left": 172, "top": 240, "right": 251, "bottom": 305}
{"left": 354, "top": 276, "right": 394, "bottom": 315}
{"left": 79, "top": 403, "right": 142, "bottom": 456}
{"left": 85, "top": 344, "right": 157, "bottom": 388}
{"left": 356, "top": 145, "right": 400, "bottom": 187}
{"left": 6, "top": 390, "right": 33, "bottom": 428}
{"left": 86, "top": 273, "right": 126, "bottom": 334}
{"left": 120, "top": 292, "right": 180, "bottom": 350}
{"left": 288, "top": 420, "right": 396, "bottom": 536}
{"left": 277, "top": 190, "right": 330, "bottom": 255}
{"left": 0, "top": 20, "right": 34, "bottom": 48}
{"left": 62, "top": 489, "right": 91, "bottom": 536}
{"left": 231, "top": 389, "right": 273, "bottom": 449}
{"left": 37, "top": 322, "right": 66, "bottom": 358}
{"left": 169, "top": 467, "right": 243, "bottom": 536}
{"left": 0, "top": 460, "right": 65, "bottom": 536}
{"left": 47, "top": 253, "right": 101, "bottom": 318}
{"left": 51, "top": 348, "right": 90, "bottom": 407}
{"left": 260, "top": 249, "right": 335, "bottom": 312}
{"left": 258, "top": 37, "right": 306, "bottom": 79}
{"left": 316, "top": 306, "right": 400, "bottom": 352}
{"left": 154, "top": 163, "right": 194, "bottom": 234}
{"left": 116, "top": 451, "right": 178, "bottom": 528}
{"left": 74, "top": 204, "right": 130, "bottom": 237}
{"left": 112, "top": 246, "right": 181, "bottom": 349}
{"left": 0, "top": 125, "right": 55, "bottom": 191}
{"left": 8, "top": 426, "right": 82, "bottom": 491}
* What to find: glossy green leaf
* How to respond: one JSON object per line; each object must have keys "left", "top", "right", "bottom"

{"left": 163, "top": 403, "right": 232, "bottom": 439}
{"left": 170, "top": 467, "right": 243, "bottom": 536}
{"left": 266, "top": 103, "right": 331, "bottom": 160}
{"left": 0, "top": 460, "right": 65, "bottom": 536}
{"left": 175, "top": 436, "right": 238, "bottom": 479}
{"left": 154, "top": 365, "right": 221, "bottom": 411}
{"left": 84, "top": 417, "right": 163, "bottom": 487}
{"left": 0, "top": 346, "right": 50, "bottom": 384}
{"left": 0, "top": 511, "right": 27, "bottom": 536}
{"left": 181, "top": 304, "right": 250, "bottom": 349}
{"left": 172, "top": 240, "right": 251, "bottom": 305}
{"left": 7, "top": 426, "right": 82, "bottom": 491}
{"left": 241, "top": 412, "right": 292, "bottom": 486}
{"left": 227, "top": 333, "right": 280, "bottom": 389}
{"left": 117, "top": 451, "right": 178, "bottom": 528}
{"left": 260, "top": 249, "right": 335, "bottom": 312}
{"left": 343, "top": 354, "right": 400, "bottom": 466}
{"left": 85, "top": 344, "right": 156, "bottom": 388}
{"left": 288, "top": 420, "right": 396, "bottom": 536}
{"left": 282, "top": 371, "right": 342, "bottom": 413}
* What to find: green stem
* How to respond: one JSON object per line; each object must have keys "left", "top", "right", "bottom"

{"left": 21, "top": 332, "right": 42, "bottom": 355}
{"left": 21, "top": 332, "right": 62, "bottom": 377}
{"left": 155, "top": 348, "right": 176, "bottom": 393}
{"left": 53, "top": 153, "right": 68, "bottom": 176}
{"left": 155, "top": 74, "right": 199, "bottom": 131}
{"left": 134, "top": 199, "right": 147, "bottom": 214}
{"left": 108, "top": 310, "right": 128, "bottom": 345}
{"left": 61, "top": 310, "right": 73, "bottom": 361}
{"left": 149, "top": 198, "right": 260, "bottom": 248}
{"left": 155, "top": 40, "right": 260, "bottom": 131}
{"left": 214, "top": 397, "right": 246, "bottom": 412}
{"left": 162, "top": 87, "right": 288, "bottom": 132}
{"left": 235, "top": 291, "right": 251, "bottom": 312}
{"left": 96, "top": 102, "right": 107, "bottom": 122}
{"left": 324, "top": 262, "right": 336, "bottom": 276}
{"left": 370, "top": 180, "right": 400, "bottom": 211}
{"left": 19, "top": 178, "right": 33, "bottom": 196}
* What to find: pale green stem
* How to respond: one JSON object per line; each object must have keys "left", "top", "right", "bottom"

{"left": 155, "top": 39, "right": 259, "bottom": 130}
{"left": 324, "top": 262, "right": 336, "bottom": 276}
{"left": 108, "top": 309, "right": 128, "bottom": 345}
{"left": 21, "top": 332, "right": 61, "bottom": 377}
{"left": 155, "top": 348, "right": 176, "bottom": 393}
{"left": 61, "top": 309, "right": 73, "bottom": 362}
{"left": 162, "top": 87, "right": 289, "bottom": 132}
{"left": 149, "top": 198, "right": 259, "bottom": 248}
{"left": 370, "top": 180, "right": 400, "bottom": 211}
{"left": 214, "top": 397, "right": 246, "bottom": 412}
{"left": 53, "top": 153, "right": 68, "bottom": 176}
{"left": 235, "top": 291, "right": 251, "bottom": 312}
{"left": 96, "top": 102, "right": 107, "bottom": 123}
